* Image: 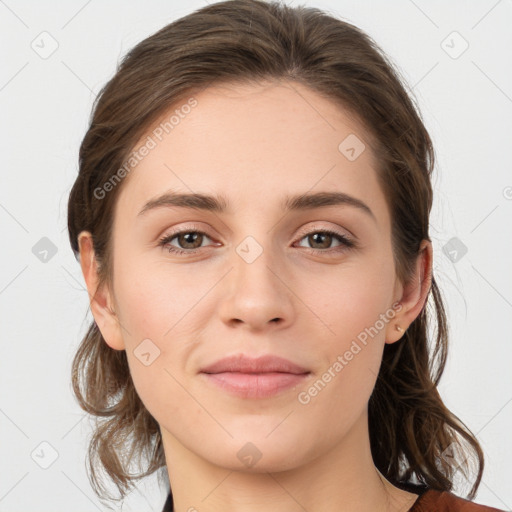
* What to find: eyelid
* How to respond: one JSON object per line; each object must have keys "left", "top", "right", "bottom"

{"left": 159, "top": 222, "right": 216, "bottom": 239}
{"left": 294, "top": 222, "right": 352, "bottom": 240}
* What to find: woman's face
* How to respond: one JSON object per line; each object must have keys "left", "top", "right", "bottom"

{"left": 89, "top": 80, "right": 415, "bottom": 473}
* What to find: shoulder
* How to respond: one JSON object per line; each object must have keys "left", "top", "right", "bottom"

{"left": 410, "top": 489, "right": 507, "bottom": 512}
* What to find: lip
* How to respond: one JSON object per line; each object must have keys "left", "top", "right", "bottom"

{"left": 200, "top": 354, "right": 310, "bottom": 399}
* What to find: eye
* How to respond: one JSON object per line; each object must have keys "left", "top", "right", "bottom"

{"left": 295, "top": 229, "right": 356, "bottom": 254}
{"left": 158, "top": 228, "right": 215, "bottom": 255}
{"left": 158, "top": 227, "right": 357, "bottom": 257}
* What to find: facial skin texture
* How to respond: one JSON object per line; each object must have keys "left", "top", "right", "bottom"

{"left": 78, "top": 80, "right": 432, "bottom": 512}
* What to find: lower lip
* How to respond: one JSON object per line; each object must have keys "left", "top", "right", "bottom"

{"left": 201, "top": 372, "right": 310, "bottom": 398}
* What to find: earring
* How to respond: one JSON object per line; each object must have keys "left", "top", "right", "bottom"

{"left": 395, "top": 324, "right": 404, "bottom": 333}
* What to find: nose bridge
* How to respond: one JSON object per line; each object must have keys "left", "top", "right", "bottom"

{"left": 233, "top": 231, "right": 283, "bottom": 300}
{"left": 227, "top": 206, "right": 281, "bottom": 277}
{"left": 217, "top": 231, "right": 294, "bottom": 329}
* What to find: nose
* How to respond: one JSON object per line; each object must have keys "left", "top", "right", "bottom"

{"left": 217, "top": 243, "right": 295, "bottom": 332}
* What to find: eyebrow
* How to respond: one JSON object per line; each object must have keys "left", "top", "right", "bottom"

{"left": 137, "top": 190, "right": 376, "bottom": 222}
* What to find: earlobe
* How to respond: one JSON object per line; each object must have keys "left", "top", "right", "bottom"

{"left": 77, "top": 231, "right": 125, "bottom": 351}
{"left": 385, "top": 240, "right": 433, "bottom": 345}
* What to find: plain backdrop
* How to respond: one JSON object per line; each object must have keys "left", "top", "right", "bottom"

{"left": 1, "top": 1, "right": 511, "bottom": 511}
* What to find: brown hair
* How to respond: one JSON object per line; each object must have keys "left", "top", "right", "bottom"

{"left": 67, "top": 0, "right": 484, "bottom": 506}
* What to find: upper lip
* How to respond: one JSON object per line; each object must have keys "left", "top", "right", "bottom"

{"left": 200, "top": 354, "right": 310, "bottom": 374}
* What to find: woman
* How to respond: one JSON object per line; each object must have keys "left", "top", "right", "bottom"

{"left": 67, "top": 1, "right": 506, "bottom": 511}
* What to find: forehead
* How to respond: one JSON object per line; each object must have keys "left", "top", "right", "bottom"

{"left": 115, "top": 80, "right": 388, "bottom": 223}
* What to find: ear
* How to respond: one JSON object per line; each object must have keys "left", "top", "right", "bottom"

{"left": 78, "top": 231, "right": 125, "bottom": 350}
{"left": 385, "top": 239, "right": 433, "bottom": 344}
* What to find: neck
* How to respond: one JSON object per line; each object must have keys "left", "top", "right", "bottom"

{"left": 161, "top": 410, "right": 418, "bottom": 512}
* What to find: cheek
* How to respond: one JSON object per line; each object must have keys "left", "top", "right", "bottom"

{"left": 111, "top": 256, "right": 214, "bottom": 420}
{"left": 294, "top": 279, "right": 392, "bottom": 440}
{"left": 298, "top": 256, "right": 394, "bottom": 399}
{"left": 113, "top": 253, "right": 210, "bottom": 342}
{"left": 303, "top": 255, "right": 395, "bottom": 344}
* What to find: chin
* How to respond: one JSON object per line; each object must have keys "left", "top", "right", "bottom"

{"left": 200, "top": 433, "right": 310, "bottom": 473}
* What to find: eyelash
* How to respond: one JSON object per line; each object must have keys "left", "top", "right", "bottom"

{"left": 158, "top": 226, "right": 357, "bottom": 256}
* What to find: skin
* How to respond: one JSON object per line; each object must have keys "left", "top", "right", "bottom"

{"left": 78, "top": 79, "right": 432, "bottom": 512}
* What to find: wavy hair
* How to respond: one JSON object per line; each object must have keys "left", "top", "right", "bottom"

{"left": 67, "top": 0, "right": 484, "bottom": 505}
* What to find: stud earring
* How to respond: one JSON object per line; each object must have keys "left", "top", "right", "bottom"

{"left": 395, "top": 324, "right": 404, "bottom": 333}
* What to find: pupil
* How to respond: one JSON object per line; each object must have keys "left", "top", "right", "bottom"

{"left": 182, "top": 232, "right": 199, "bottom": 247}
{"left": 312, "top": 233, "right": 330, "bottom": 248}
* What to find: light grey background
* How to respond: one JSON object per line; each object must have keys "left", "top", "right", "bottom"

{"left": 1, "top": 1, "right": 511, "bottom": 511}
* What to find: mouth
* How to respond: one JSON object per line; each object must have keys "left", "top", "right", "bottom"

{"left": 199, "top": 354, "right": 311, "bottom": 399}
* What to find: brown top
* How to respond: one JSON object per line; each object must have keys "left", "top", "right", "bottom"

{"left": 161, "top": 487, "right": 507, "bottom": 512}
{"left": 408, "top": 489, "right": 506, "bottom": 512}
